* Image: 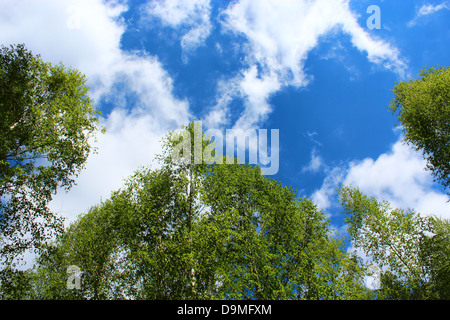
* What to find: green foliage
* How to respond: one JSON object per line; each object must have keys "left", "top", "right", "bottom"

{"left": 419, "top": 217, "right": 450, "bottom": 299}
{"left": 0, "top": 44, "right": 103, "bottom": 266}
{"left": 21, "top": 122, "right": 367, "bottom": 300}
{"left": 339, "top": 185, "right": 450, "bottom": 300}
{"left": 0, "top": 267, "right": 34, "bottom": 299}
{"left": 389, "top": 66, "right": 450, "bottom": 194}
{"left": 26, "top": 203, "right": 119, "bottom": 299}
{"left": 7, "top": 121, "right": 447, "bottom": 300}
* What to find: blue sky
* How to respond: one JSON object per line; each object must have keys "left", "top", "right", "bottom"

{"left": 0, "top": 0, "right": 448, "bottom": 233}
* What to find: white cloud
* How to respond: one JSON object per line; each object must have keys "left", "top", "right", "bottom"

{"left": 343, "top": 141, "right": 449, "bottom": 219}
{"left": 311, "top": 138, "right": 449, "bottom": 219}
{"left": 312, "top": 136, "right": 449, "bottom": 291}
{"left": 408, "top": 2, "right": 449, "bottom": 26}
{"left": 311, "top": 166, "right": 346, "bottom": 212}
{"left": 203, "top": 76, "right": 240, "bottom": 128}
{"left": 418, "top": 2, "right": 449, "bottom": 16}
{"left": 143, "top": 0, "right": 212, "bottom": 59}
{"left": 302, "top": 148, "right": 324, "bottom": 174}
{"left": 0, "top": 0, "right": 191, "bottom": 223}
{"left": 234, "top": 65, "right": 281, "bottom": 130}
{"left": 206, "top": 0, "right": 408, "bottom": 129}
{"left": 0, "top": 0, "right": 127, "bottom": 95}
{"left": 52, "top": 110, "right": 168, "bottom": 221}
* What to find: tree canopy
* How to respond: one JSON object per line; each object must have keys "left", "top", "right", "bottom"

{"left": 339, "top": 186, "right": 450, "bottom": 299}
{"left": 17, "top": 123, "right": 369, "bottom": 300}
{"left": 389, "top": 66, "right": 450, "bottom": 194}
{"left": 4, "top": 122, "right": 447, "bottom": 300}
{"left": 0, "top": 44, "right": 103, "bottom": 269}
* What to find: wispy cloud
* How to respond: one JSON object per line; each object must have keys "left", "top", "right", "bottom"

{"left": 408, "top": 1, "right": 449, "bottom": 26}
{"left": 311, "top": 166, "right": 346, "bottom": 212}
{"left": 205, "top": 0, "right": 408, "bottom": 130}
{"left": 142, "top": 0, "right": 212, "bottom": 61}
{"left": 419, "top": 2, "right": 449, "bottom": 15}
{"left": 302, "top": 148, "right": 324, "bottom": 174}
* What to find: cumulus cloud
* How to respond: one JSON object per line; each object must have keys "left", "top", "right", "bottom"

{"left": 342, "top": 141, "right": 449, "bottom": 218}
{"left": 0, "top": 0, "right": 191, "bottom": 223}
{"left": 205, "top": 0, "right": 408, "bottom": 129}
{"left": 51, "top": 110, "right": 167, "bottom": 219}
{"left": 311, "top": 137, "right": 449, "bottom": 219}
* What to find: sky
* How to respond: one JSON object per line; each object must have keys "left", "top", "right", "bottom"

{"left": 0, "top": 0, "right": 449, "bottom": 237}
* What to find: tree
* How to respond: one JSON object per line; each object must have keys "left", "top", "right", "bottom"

{"left": 24, "top": 203, "right": 119, "bottom": 300}
{"left": 419, "top": 216, "right": 450, "bottom": 299}
{"left": 23, "top": 122, "right": 367, "bottom": 300}
{"left": 338, "top": 185, "right": 450, "bottom": 299}
{"left": 0, "top": 44, "right": 103, "bottom": 269}
{"left": 389, "top": 66, "right": 450, "bottom": 194}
